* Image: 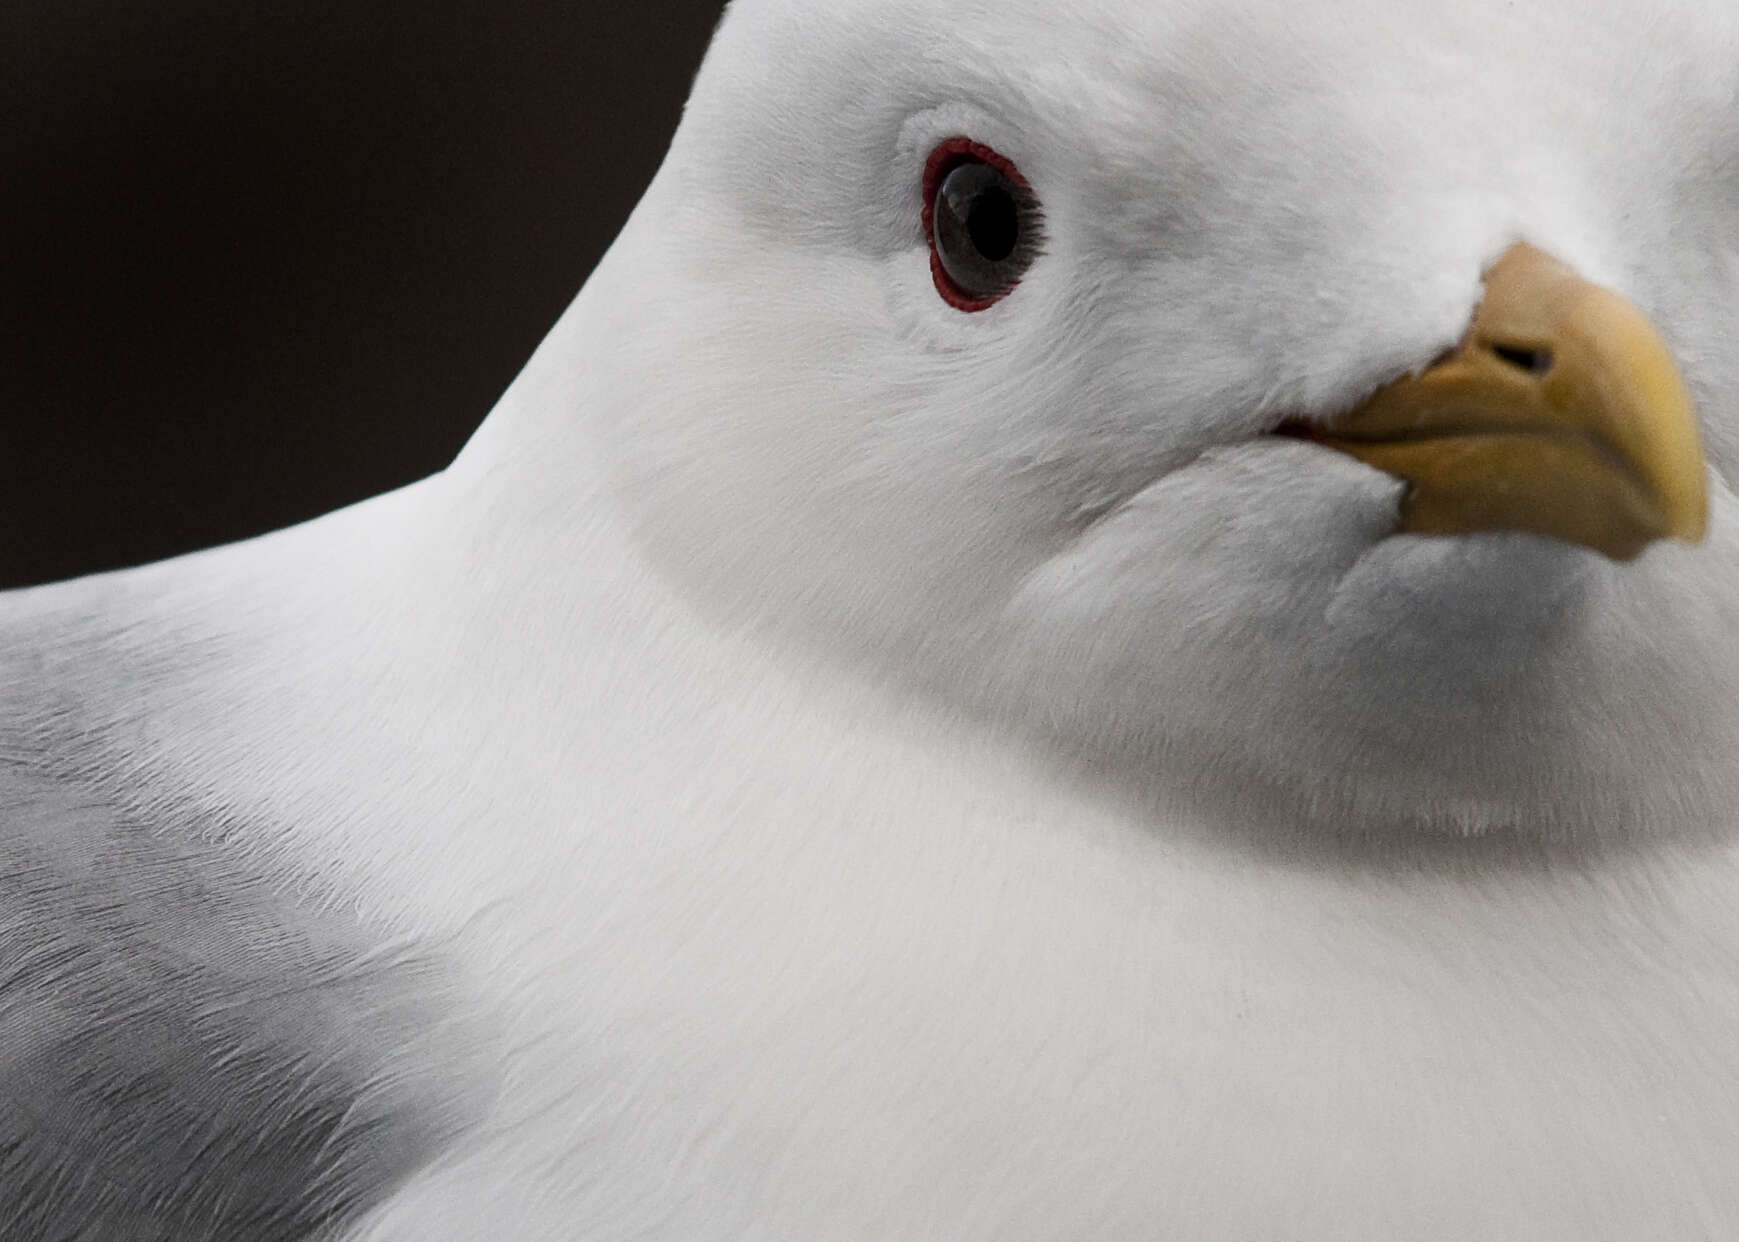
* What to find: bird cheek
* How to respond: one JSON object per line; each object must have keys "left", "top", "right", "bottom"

{"left": 1005, "top": 440, "right": 1401, "bottom": 645}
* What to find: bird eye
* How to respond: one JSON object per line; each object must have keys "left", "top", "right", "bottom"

{"left": 922, "top": 139, "right": 1042, "bottom": 311}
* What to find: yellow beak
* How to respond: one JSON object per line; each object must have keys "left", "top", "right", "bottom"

{"left": 1286, "top": 243, "right": 1708, "bottom": 561}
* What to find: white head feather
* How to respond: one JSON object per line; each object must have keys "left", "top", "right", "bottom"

{"left": 459, "top": 0, "right": 1739, "bottom": 843}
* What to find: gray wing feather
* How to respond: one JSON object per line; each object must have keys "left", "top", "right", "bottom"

{"left": 0, "top": 766, "right": 496, "bottom": 1242}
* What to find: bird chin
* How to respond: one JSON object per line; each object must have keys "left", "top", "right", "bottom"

{"left": 965, "top": 436, "right": 1734, "bottom": 843}
{"left": 1327, "top": 528, "right": 1605, "bottom": 652}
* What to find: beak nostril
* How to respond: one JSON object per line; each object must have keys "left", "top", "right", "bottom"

{"left": 1491, "top": 343, "right": 1554, "bottom": 376}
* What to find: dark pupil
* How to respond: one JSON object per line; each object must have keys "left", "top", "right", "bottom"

{"left": 965, "top": 185, "right": 1018, "bottom": 261}
{"left": 940, "top": 162, "right": 1021, "bottom": 265}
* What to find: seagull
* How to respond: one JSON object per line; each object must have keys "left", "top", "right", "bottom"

{"left": 6, "top": 0, "right": 1739, "bottom": 1238}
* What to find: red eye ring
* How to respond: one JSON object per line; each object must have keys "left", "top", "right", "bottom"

{"left": 922, "top": 137, "right": 1038, "bottom": 312}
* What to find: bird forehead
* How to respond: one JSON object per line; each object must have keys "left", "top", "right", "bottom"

{"left": 692, "top": 0, "right": 1739, "bottom": 248}
{"left": 713, "top": 0, "right": 1739, "bottom": 119}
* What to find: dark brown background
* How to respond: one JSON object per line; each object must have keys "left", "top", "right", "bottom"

{"left": 4, "top": 0, "right": 724, "bottom": 589}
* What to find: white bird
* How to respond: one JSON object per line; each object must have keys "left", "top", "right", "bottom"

{"left": 6, "top": 0, "right": 1739, "bottom": 1237}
